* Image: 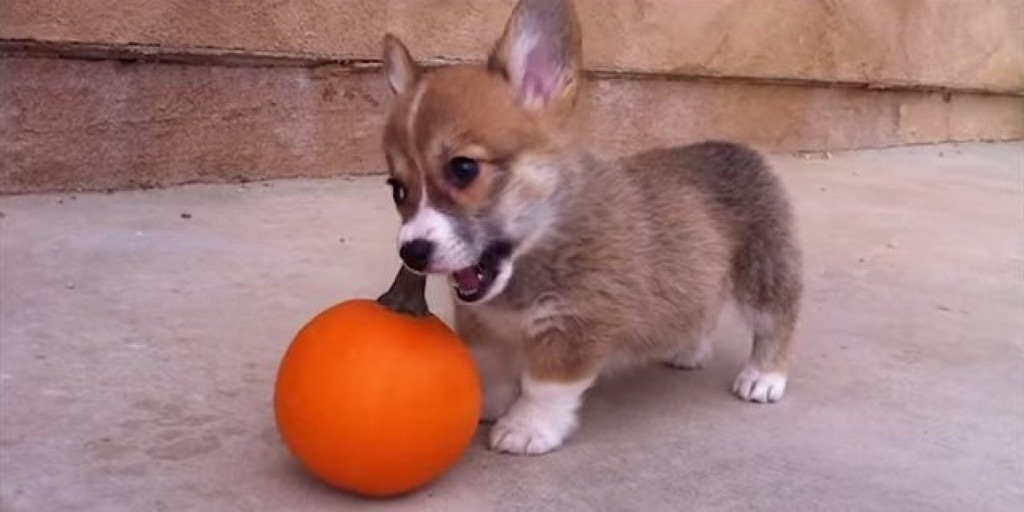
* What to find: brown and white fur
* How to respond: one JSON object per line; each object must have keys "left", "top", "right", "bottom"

{"left": 379, "top": 0, "right": 802, "bottom": 455}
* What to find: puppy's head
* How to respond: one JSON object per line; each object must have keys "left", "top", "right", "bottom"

{"left": 380, "top": 0, "right": 582, "bottom": 304}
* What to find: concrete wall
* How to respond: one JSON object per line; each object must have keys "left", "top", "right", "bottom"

{"left": 2, "top": 0, "right": 1022, "bottom": 193}
{"left": 3, "top": 0, "right": 1022, "bottom": 91}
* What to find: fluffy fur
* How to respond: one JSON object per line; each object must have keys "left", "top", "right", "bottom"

{"left": 380, "top": 0, "right": 803, "bottom": 455}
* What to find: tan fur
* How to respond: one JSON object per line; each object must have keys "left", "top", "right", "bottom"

{"left": 380, "top": 0, "right": 803, "bottom": 454}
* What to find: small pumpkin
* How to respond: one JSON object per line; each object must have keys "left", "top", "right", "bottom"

{"left": 273, "top": 298, "right": 481, "bottom": 497}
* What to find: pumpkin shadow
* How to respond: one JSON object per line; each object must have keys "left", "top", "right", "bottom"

{"left": 270, "top": 444, "right": 461, "bottom": 504}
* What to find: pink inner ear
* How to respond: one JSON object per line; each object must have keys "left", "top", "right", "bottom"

{"left": 519, "top": 44, "right": 559, "bottom": 105}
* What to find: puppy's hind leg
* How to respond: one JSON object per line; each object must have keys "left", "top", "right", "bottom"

{"left": 665, "top": 292, "right": 728, "bottom": 371}
{"left": 731, "top": 305, "right": 797, "bottom": 403}
{"left": 730, "top": 229, "right": 802, "bottom": 403}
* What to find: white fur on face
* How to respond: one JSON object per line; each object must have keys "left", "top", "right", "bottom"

{"left": 398, "top": 195, "right": 476, "bottom": 273}
{"left": 476, "top": 260, "right": 513, "bottom": 304}
{"left": 452, "top": 159, "right": 559, "bottom": 304}
{"left": 449, "top": 161, "right": 559, "bottom": 304}
{"left": 396, "top": 79, "right": 479, "bottom": 273}
{"left": 489, "top": 372, "right": 596, "bottom": 455}
{"left": 496, "top": 160, "right": 559, "bottom": 246}
{"left": 732, "top": 366, "right": 788, "bottom": 403}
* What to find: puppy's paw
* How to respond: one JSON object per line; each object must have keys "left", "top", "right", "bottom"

{"left": 665, "top": 339, "right": 713, "bottom": 370}
{"left": 489, "top": 402, "right": 576, "bottom": 455}
{"left": 732, "top": 366, "right": 787, "bottom": 403}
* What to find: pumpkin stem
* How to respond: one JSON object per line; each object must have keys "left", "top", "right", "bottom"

{"left": 376, "top": 265, "right": 430, "bottom": 317}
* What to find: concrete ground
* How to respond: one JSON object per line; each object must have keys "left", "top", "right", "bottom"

{"left": 1, "top": 142, "right": 1021, "bottom": 511}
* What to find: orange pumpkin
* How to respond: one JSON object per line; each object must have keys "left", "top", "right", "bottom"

{"left": 273, "top": 299, "right": 481, "bottom": 497}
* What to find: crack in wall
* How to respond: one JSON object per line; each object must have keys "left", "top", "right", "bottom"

{"left": 2, "top": 38, "right": 1020, "bottom": 98}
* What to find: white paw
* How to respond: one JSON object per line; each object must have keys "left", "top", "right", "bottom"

{"left": 732, "top": 366, "right": 788, "bottom": 403}
{"left": 666, "top": 339, "right": 713, "bottom": 370}
{"left": 489, "top": 402, "right": 576, "bottom": 455}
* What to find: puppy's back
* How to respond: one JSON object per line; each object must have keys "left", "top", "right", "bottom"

{"left": 620, "top": 141, "right": 790, "bottom": 233}
{"left": 621, "top": 140, "right": 802, "bottom": 320}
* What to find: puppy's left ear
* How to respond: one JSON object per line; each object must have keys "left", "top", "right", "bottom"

{"left": 488, "top": 0, "right": 583, "bottom": 119}
{"left": 383, "top": 33, "right": 419, "bottom": 95}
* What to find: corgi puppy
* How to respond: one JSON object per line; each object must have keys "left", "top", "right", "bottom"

{"left": 376, "top": 0, "right": 803, "bottom": 455}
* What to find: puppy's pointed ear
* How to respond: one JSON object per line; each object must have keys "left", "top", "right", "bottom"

{"left": 488, "top": 0, "right": 582, "bottom": 117}
{"left": 383, "top": 34, "right": 419, "bottom": 95}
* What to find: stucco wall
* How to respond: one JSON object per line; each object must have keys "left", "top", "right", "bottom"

{"left": 2, "top": 57, "right": 1020, "bottom": 193}
{"left": 2, "top": 0, "right": 1022, "bottom": 93}
{"left": 2, "top": 1, "right": 1021, "bottom": 193}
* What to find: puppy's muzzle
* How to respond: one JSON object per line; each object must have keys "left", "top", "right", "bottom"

{"left": 399, "top": 238, "right": 434, "bottom": 273}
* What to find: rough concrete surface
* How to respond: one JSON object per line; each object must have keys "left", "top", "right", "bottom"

{"left": 3, "top": 0, "right": 1022, "bottom": 92}
{"left": 1, "top": 143, "right": 1022, "bottom": 511}
{"left": 3, "top": 56, "right": 1022, "bottom": 194}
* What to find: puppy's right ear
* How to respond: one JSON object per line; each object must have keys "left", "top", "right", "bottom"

{"left": 383, "top": 34, "right": 418, "bottom": 95}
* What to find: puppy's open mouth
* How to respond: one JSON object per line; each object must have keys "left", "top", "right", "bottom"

{"left": 449, "top": 241, "right": 513, "bottom": 303}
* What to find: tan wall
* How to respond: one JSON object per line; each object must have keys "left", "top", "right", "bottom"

{"left": 2, "top": 57, "right": 1020, "bottom": 193}
{"left": 2, "top": 1, "right": 1022, "bottom": 193}
{"left": 3, "top": 0, "right": 1022, "bottom": 93}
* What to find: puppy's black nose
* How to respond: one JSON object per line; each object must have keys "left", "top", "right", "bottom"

{"left": 399, "top": 239, "right": 434, "bottom": 272}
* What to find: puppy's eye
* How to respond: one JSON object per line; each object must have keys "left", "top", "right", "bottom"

{"left": 446, "top": 157, "right": 479, "bottom": 189}
{"left": 386, "top": 178, "right": 407, "bottom": 204}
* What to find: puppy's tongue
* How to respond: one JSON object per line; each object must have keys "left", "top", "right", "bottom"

{"left": 452, "top": 267, "right": 481, "bottom": 294}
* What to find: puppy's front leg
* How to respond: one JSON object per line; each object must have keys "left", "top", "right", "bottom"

{"left": 471, "top": 341, "right": 522, "bottom": 423}
{"left": 454, "top": 306, "right": 523, "bottom": 422}
{"left": 489, "top": 341, "right": 601, "bottom": 455}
